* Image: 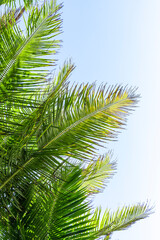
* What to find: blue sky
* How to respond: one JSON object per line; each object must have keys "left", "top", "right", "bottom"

{"left": 57, "top": 0, "right": 160, "bottom": 239}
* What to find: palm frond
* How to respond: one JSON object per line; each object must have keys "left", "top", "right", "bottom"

{"left": 34, "top": 84, "right": 138, "bottom": 165}
{"left": 93, "top": 203, "right": 152, "bottom": 239}
{"left": 80, "top": 154, "right": 116, "bottom": 195}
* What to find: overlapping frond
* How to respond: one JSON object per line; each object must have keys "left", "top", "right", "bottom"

{"left": 1, "top": 0, "right": 61, "bottom": 92}
{"left": 0, "top": 62, "right": 74, "bottom": 216}
{"left": 0, "top": 82, "right": 139, "bottom": 215}
{"left": 0, "top": 162, "right": 151, "bottom": 240}
{"left": 0, "top": 0, "right": 62, "bottom": 136}
{"left": 0, "top": 61, "right": 73, "bottom": 141}
{"left": 0, "top": 167, "right": 96, "bottom": 239}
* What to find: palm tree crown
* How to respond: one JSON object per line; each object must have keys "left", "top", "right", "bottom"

{"left": 0, "top": 0, "right": 151, "bottom": 239}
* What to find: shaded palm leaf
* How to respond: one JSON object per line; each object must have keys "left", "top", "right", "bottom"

{"left": 0, "top": 1, "right": 62, "bottom": 96}
{"left": 0, "top": 62, "right": 74, "bottom": 215}
{"left": 0, "top": 167, "right": 96, "bottom": 239}
{"left": 0, "top": 0, "right": 62, "bottom": 135}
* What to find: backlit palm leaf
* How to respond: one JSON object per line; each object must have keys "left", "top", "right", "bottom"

{"left": 93, "top": 204, "right": 151, "bottom": 239}
{"left": 81, "top": 154, "right": 116, "bottom": 195}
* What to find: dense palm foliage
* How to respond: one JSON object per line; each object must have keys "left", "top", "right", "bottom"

{"left": 0, "top": 0, "right": 151, "bottom": 239}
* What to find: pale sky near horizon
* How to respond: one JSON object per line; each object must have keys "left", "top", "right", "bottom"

{"left": 57, "top": 0, "right": 160, "bottom": 239}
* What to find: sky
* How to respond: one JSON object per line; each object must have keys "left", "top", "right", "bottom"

{"left": 57, "top": 0, "right": 160, "bottom": 239}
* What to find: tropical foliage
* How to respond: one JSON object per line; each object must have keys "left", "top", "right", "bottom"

{"left": 0, "top": 0, "right": 151, "bottom": 239}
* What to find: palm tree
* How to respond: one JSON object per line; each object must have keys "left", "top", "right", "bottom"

{"left": 0, "top": 0, "right": 151, "bottom": 239}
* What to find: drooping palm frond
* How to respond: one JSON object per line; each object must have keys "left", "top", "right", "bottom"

{"left": 80, "top": 154, "right": 116, "bottom": 195}
{"left": 93, "top": 204, "right": 152, "bottom": 239}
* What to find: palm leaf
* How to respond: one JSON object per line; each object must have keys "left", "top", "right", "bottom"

{"left": 93, "top": 203, "right": 152, "bottom": 239}
{"left": 80, "top": 154, "right": 116, "bottom": 195}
